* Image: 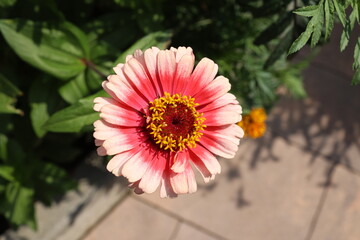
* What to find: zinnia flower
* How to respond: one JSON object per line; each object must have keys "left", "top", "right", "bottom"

{"left": 93, "top": 47, "right": 243, "bottom": 197}
{"left": 237, "top": 108, "right": 267, "bottom": 138}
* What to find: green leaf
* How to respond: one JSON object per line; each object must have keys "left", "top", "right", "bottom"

{"left": 311, "top": 7, "right": 325, "bottom": 47}
{"left": 86, "top": 66, "right": 105, "bottom": 91}
{"left": 333, "top": 0, "right": 346, "bottom": 26}
{"left": 352, "top": 68, "right": 360, "bottom": 85}
{"left": 0, "top": 19, "right": 87, "bottom": 80}
{"left": 288, "top": 26, "right": 313, "bottom": 54}
{"left": 0, "top": 73, "right": 22, "bottom": 115}
{"left": 114, "top": 31, "right": 172, "bottom": 64}
{"left": 59, "top": 71, "right": 89, "bottom": 104}
{"left": 44, "top": 101, "right": 98, "bottom": 133}
{"left": 34, "top": 162, "right": 76, "bottom": 206}
{"left": 0, "top": 134, "right": 8, "bottom": 161}
{"left": 294, "top": 5, "right": 319, "bottom": 17}
{"left": 0, "top": 165, "right": 15, "bottom": 181}
{"left": 43, "top": 90, "right": 107, "bottom": 133}
{"left": 353, "top": 37, "right": 360, "bottom": 69}
{"left": 254, "top": 12, "right": 292, "bottom": 45}
{"left": 0, "top": 73, "right": 21, "bottom": 97}
{"left": 2, "top": 183, "right": 36, "bottom": 229}
{"left": 265, "top": 29, "right": 293, "bottom": 68}
{"left": 281, "top": 71, "right": 307, "bottom": 98}
{"left": 0, "top": 0, "right": 16, "bottom": 7}
{"left": 0, "top": 93, "right": 22, "bottom": 115}
{"left": 340, "top": 7, "right": 357, "bottom": 51}
{"left": 324, "top": 0, "right": 335, "bottom": 40}
{"left": 29, "top": 78, "right": 62, "bottom": 138}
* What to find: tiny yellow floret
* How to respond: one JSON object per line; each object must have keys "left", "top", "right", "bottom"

{"left": 147, "top": 92, "right": 206, "bottom": 152}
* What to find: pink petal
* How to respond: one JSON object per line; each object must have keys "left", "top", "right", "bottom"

{"left": 199, "top": 134, "right": 239, "bottom": 159}
{"left": 102, "top": 80, "right": 147, "bottom": 110}
{"left": 123, "top": 58, "right": 158, "bottom": 102}
{"left": 183, "top": 58, "right": 218, "bottom": 96}
{"left": 171, "top": 150, "right": 189, "bottom": 173}
{"left": 172, "top": 54, "right": 195, "bottom": 94}
{"left": 113, "top": 63, "right": 125, "bottom": 76}
{"left": 139, "top": 152, "right": 167, "bottom": 193}
{"left": 96, "top": 146, "right": 107, "bottom": 156}
{"left": 157, "top": 50, "right": 176, "bottom": 94}
{"left": 144, "top": 47, "right": 163, "bottom": 96}
{"left": 203, "top": 124, "right": 244, "bottom": 144}
{"left": 107, "top": 74, "right": 130, "bottom": 90}
{"left": 160, "top": 167, "right": 178, "bottom": 198}
{"left": 94, "top": 139, "right": 104, "bottom": 147}
{"left": 93, "top": 97, "right": 116, "bottom": 112}
{"left": 100, "top": 104, "right": 143, "bottom": 127}
{"left": 121, "top": 148, "right": 151, "bottom": 182}
{"left": 170, "top": 46, "right": 194, "bottom": 62}
{"left": 106, "top": 148, "right": 140, "bottom": 176}
{"left": 203, "top": 104, "right": 242, "bottom": 126}
{"left": 170, "top": 162, "right": 197, "bottom": 194}
{"left": 194, "top": 76, "right": 231, "bottom": 106}
{"left": 196, "top": 93, "right": 239, "bottom": 113}
{"left": 189, "top": 145, "right": 221, "bottom": 182}
{"left": 129, "top": 181, "right": 145, "bottom": 195}
{"left": 93, "top": 119, "right": 134, "bottom": 140}
{"left": 101, "top": 131, "right": 142, "bottom": 155}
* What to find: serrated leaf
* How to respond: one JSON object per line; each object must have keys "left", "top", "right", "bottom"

{"left": 311, "top": 8, "right": 324, "bottom": 47}
{"left": 324, "top": 0, "right": 335, "bottom": 40}
{"left": 333, "top": 0, "right": 346, "bottom": 26}
{"left": 340, "top": 7, "right": 358, "bottom": 52}
{"left": 294, "top": 5, "right": 319, "bottom": 17}
{"left": 254, "top": 12, "right": 292, "bottom": 45}
{"left": 114, "top": 31, "right": 172, "bottom": 64}
{"left": 0, "top": 19, "right": 87, "bottom": 80}
{"left": 352, "top": 68, "right": 360, "bottom": 85}
{"left": 353, "top": 37, "right": 360, "bottom": 69}
{"left": 59, "top": 71, "right": 89, "bottom": 104}
{"left": 288, "top": 26, "right": 313, "bottom": 54}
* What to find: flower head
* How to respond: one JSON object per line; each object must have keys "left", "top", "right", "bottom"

{"left": 93, "top": 47, "right": 243, "bottom": 197}
{"left": 237, "top": 107, "right": 267, "bottom": 138}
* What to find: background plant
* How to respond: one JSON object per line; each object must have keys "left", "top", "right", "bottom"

{"left": 0, "top": 0, "right": 358, "bottom": 231}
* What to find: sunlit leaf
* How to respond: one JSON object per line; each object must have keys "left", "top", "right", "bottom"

{"left": 0, "top": 19, "right": 88, "bottom": 80}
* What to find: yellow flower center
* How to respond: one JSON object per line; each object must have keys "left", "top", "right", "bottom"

{"left": 146, "top": 92, "right": 206, "bottom": 152}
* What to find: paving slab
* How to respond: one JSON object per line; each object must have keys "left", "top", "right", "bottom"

{"left": 137, "top": 137, "right": 332, "bottom": 240}
{"left": 83, "top": 196, "right": 178, "bottom": 240}
{"left": 172, "top": 222, "right": 218, "bottom": 240}
{"left": 1, "top": 154, "right": 129, "bottom": 240}
{"left": 310, "top": 166, "right": 360, "bottom": 240}
{"left": 268, "top": 61, "right": 360, "bottom": 174}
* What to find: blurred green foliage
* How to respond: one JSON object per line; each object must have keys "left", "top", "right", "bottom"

{"left": 0, "top": 0, "right": 358, "bottom": 231}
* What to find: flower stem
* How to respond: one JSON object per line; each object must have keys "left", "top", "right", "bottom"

{"left": 81, "top": 58, "right": 107, "bottom": 79}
